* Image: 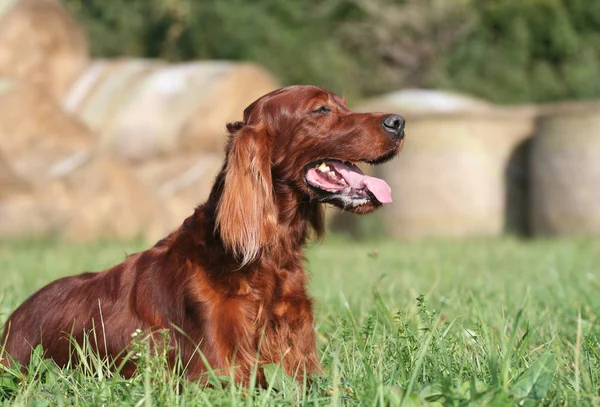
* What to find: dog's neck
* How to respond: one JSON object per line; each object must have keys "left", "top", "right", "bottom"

{"left": 179, "top": 181, "right": 323, "bottom": 272}
{"left": 272, "top": 180, "right": 325, "bottom": 250}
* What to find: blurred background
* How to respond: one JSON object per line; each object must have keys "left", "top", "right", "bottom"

{"left": 0, "top": 0, "right": 599, "bottom": 242}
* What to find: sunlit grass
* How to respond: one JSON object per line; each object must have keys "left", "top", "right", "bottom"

{"left": 1, "top": 236, "right": 599, "bottom": 405}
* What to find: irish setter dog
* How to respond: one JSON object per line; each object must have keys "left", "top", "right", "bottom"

{"left": 1, "top": 85, "right": 404, "bottom": 385}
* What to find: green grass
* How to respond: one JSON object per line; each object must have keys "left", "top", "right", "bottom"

{"left": 1, "top": 236, "right": 600, "bottom": 406}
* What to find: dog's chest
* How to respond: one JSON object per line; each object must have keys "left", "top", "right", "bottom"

{"left": 207, "top": 267, "right": 311, "bottom": 358}
{"left": 242, "top": 267, "right": 309, "bottom": 324}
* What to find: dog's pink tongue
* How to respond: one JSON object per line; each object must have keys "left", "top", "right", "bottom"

{"left": 362, "top": 177, "right": 393, "bottom": 203}
{"left": 331, "top": 162, "right": 393, "bottom": 203}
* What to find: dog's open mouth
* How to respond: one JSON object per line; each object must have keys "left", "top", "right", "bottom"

{"left": 304, "top": 160, "right": 392, "bottom": 206}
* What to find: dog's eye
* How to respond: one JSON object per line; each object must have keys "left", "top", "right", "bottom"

{"left": 312, "top": 105, "right": 331, "bottom": 114}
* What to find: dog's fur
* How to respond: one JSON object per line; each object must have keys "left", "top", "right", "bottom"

{"left": 1, "top": 85, "right": 403, "bottom": 385}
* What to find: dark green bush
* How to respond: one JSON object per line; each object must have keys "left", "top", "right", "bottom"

{"left": 441, "top": 0, "right": 600, "bottom": 103}
{"left": 64, "top": 0, "right": 600, "bottom": 104}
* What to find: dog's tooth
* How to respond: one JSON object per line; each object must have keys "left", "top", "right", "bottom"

{"left": 317, "top": 163, "right": 329, "bottom": 172}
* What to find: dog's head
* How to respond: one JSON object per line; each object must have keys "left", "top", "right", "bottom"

{"left": 215, "top": 85, "right": 404, "bottom": 264}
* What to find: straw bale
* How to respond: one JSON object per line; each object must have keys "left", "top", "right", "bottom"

{"left": 44, "top": 156, "right": 170, "bottom": 241}
{"left": 0, "top": 152, "right": 28, "bottom": 198}
{"left": 0, "top": 79, "right": 94, "bottom": 182}
{"left": 334, "top": 89, "right": 492, "bottom": 238}
{"left": 355, "top": 89, "right": 493, "bottom": 115}
{"left": 0, "top": 0, "right": 89, "bottom": 100}
{"left": 0, "top": 83, "right": 169, "bottom": 240}
{"left": 63, "top": 60, "right": 280, "bottom": 161}
{"left": 61, "top": 58, "right": 164, "bottom": 142}
{"left": 133, "top": 153, "right": 224, "bottom": 231}
{"left": 179, "top": 63, "right": 280, "bottom": 153}
{"left": 0, "top": 154, "right": 170, "bottom": 241}
{"left": 0, "top": 188, "right": 49, "bottom": 238}
{"left": 530, "top": 101, "right": 600, "bottom": 236}
{"left": 0, "top": 153, "right": 51, "bottom": 237}
{"left": 376, "top": 106, "right": 537, "bottom": 239}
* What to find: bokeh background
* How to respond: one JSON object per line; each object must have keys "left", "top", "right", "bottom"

{"left": 0, "top": 0, "right": 599, "bottom": 242}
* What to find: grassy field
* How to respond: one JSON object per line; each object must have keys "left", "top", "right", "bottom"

{"left": 1, "top": 236, "right": 599, "bottom": 406}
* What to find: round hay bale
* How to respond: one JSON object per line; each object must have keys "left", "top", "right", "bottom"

{"left": 62, "top": 58, "right": 165, "bottom": 140}
{"left": 63, "top": 60, "right": 280, "bottom": 161}
{"left": 376, "top": 106, "right": 537, "bottom": 239}
{"left": 0, "top": 188, "right": 48, "bottom": 238}
{"left": 0, "top": 79, "right": 94, "bottom": 182}
{"left": 0, "top": 80, "right": 171, "bottom": 241}
{"left": 355, "top": 89, "right": 493, "bottom": 114}
{"left": 0, "top": 152, "right": 28, "bottom": 198}
{"left": 0, "top": 155, "right": 170, "bottom": 241}
{"left": 0, "top": 153, "right": 52, "bottom": 237}
{"left": 179, "top": 63, "right": 280, "bottom": 152}
{"left": 44, "top": 156, "right": 170, "bottom": 241}
{"left": 133, "top": 153, "right": 224, "bottom": 230}
{"left": 530, "top": 101, "right": 600, "bottom": 236}
{"left": 0, "top": 0, "right": 89, "bottom": 100}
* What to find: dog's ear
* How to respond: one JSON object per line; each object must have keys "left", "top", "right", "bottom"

{"left": 215, "top": 125, "right": 277, "bottom": 266}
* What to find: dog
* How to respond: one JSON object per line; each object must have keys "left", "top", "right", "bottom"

{"left": 1, "top": 85, "right": 404, "bottom": 385}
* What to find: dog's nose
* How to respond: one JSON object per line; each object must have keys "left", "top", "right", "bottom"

{"left": 381, "top": 114, "right": 405, "bottom": 137}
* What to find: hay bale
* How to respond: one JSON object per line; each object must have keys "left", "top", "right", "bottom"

{"left": 329, "top": 89, "right": 494, "bottom": 238}
{"left": 0, "top": 153, "right": 28, "bottom": 198}
{"left": 0, "top": 0, "right": 89, "bottom": 100}
{"left": 376, "top": 107, "right": 537, "bottom": 239}
{"left": 355, "top": 89, "right": 493, "bottom": 114}
{"left": 530, "top": 101, "right": 600, "bottom": 236}
{"left": 45, "top": 156, "right": 170, "bottom": 241}
{"left": 0, "top": 81, "right": 169, "bottom": 240}
{"left": 63, "top": 60, "right": 280, "bottom": 161}
{"left": 62, "top": 58, "right": 164, "bottom": 140}
{"left": 133, "top": 153, "right": 224, "bottom": 231}
{"left": 0, "top": 187, "right": 48, "bottom": 238}
{"left": 0, "top": 153, "right": 52, "bottom": 237}
{"left": 179, "top": 63, "right": 280, "bottom": 152}
{"left": 0, "top": 155, "right": 170, "bottom": 241}
{"left": 0, "top": 79, "right": 94, "bottom": 182}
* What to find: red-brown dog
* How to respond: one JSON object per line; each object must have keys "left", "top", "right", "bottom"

{"left": 1, "top": 85, "right": 404, "bottom": 385}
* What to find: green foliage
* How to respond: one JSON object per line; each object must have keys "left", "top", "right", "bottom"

{"left": 511, "top": 353, "right": 557, "bottom": 405}
{"left": 64, "top": 0, "right": 365, "bottom": 98}
{"left": 442, "top": 0, "right": 600, "bottom": 103}
{"left": 63, "top": 0, "right": 600, "bottom": 104}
